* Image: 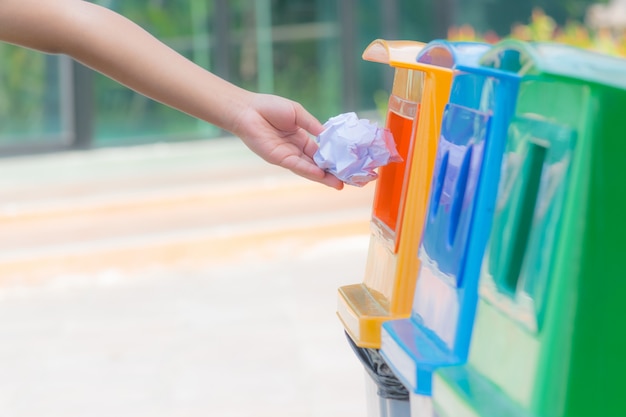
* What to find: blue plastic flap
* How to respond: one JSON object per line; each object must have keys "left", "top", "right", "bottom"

{"left": 416, "top": 40, "right": 490, "bottom": 70}
{"left": 381, "top": 317, "right": 459, "bottom": 395}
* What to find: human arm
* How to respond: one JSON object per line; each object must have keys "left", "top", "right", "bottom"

{"left": 0, "top": 0, "right": 343, "bottom": 189}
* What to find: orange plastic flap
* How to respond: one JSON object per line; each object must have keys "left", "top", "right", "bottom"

{"left": 362, "top": 39, "right": 426, "bottom": 67}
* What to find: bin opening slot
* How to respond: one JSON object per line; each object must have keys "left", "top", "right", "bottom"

{"left": 501, "top": 141, "right": 547, "bottom": 294}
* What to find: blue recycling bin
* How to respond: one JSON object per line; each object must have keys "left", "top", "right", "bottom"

{"left": 379, "top": 40, "right": 523, "bottom": 416}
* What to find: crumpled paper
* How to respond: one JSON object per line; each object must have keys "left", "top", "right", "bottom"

{"left": 313, "top": 112, "right": 402, "bottom": 187}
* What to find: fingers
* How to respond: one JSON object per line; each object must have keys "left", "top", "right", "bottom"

{"left": 248, "top": 94, "right": 341, "bottom": 189}
{"left": 302, "top": 137, "right": 320, "bottom": 160}
{"left": 293, "top": 129, "right": 322, "bottom": 161}
{"left": 304, "top": 169, "right": 345, "bottom": 190}
{"left": 282, "top": 153, "right": 344, "bottom": 190}
{"left": 321, "top": 173, "right": 345, "bottom": 190}
{"left": 287, "top": 126, "right": 343, "bottom": 189}
{"left": 292, "top": 101, "right": 324, "bottom": 136}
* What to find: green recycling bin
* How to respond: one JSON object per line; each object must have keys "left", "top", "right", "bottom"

{"left": 433, "top": 40, "right": 626, "bottom": 417}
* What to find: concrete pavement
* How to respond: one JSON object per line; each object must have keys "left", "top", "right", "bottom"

{"left": 0, "top": 138, "right": 374, "bottom": 417}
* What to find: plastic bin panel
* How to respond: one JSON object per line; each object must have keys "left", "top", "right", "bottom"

{"left": 372, "top": 101, "right": 420, "bottom": 249}
{"left": 481, "top": 115, "right": 577, "bottom": 330}
{"left": 337, "top": 50, "right": 429, "bottom": 348}
{"left": 339, "top": 42, "right": 452, "bottom": 348}
{"left": 422, "top": 104, "right": 490, "bottom": 282}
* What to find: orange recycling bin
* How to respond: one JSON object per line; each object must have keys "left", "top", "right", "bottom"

{"left": 337, "top": 39, "right": 453, "bottom": 349}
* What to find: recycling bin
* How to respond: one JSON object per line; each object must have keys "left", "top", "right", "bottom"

{"left": 379, "top": 40, "right": 524, "bottom": 416}
{"left": 337, "top": 38, "right": 431, "bottom": 353}
{"left": 337, "top": 39, "right": 425, "bottom": 417}
{"left": 432, "top": 40, "right": 626, "bottom": 417}
{"left": 337, "top": 38, "right": 485, "bottom": 417}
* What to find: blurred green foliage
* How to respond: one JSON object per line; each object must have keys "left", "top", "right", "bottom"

{"left": 0, "top": 0, "right": 618, "bottom": 148}
{"left": 90, "top": 0, "right": 211, "bottom": 143}
{"left": 464, "top": 0, "right": 607, "bottom": 36}
{"left": 449, "top": 7, "right": 626, "bottom": 57}
{"left": 0, "top": 44, "right": 48, "bottom": 138}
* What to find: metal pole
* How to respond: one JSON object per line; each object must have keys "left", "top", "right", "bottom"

{"left": 255, "top": 0, "right": 274, "bottom": 94}
{"left": 213, "top": 0, "right": 231, "bottom": 81}
{"left": 435, "top": 0, "right": 455, "bottom": 38}
{"left": 381, "top": 0, "right": 398, "bottom": 91}
{"left": 71, "top": 61, "right": 94, "bottom": 149}
{"left": 339, "top": 0, "right": 358, "bottom": 111}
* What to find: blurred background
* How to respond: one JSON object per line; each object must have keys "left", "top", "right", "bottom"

{"left": 0, "top": 0, "right": 625, "bottom": 416}
{"left": 2, "top": 0, "right": 625, "bottom": 155}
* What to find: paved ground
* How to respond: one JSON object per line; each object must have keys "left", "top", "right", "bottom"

{"left": 0, "top": 138, "right": 374, "bottom": 417}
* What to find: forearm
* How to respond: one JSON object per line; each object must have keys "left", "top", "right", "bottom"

{"left": 0, "top": 0, "right": 252, "bottom": 133}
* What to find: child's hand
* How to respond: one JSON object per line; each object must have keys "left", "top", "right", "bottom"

{"left": 231, "top": 93, "right": 344, "bottom": 190}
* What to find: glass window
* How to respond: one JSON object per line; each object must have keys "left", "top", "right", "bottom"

{"left": 0, "top": 0, "right": 442, "bottom": 151}
{"left": 91, "top": 0, "right": 219, "bottom": 147}
{"left": 0, "top": 45, "right": 72, "bottom": 152}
